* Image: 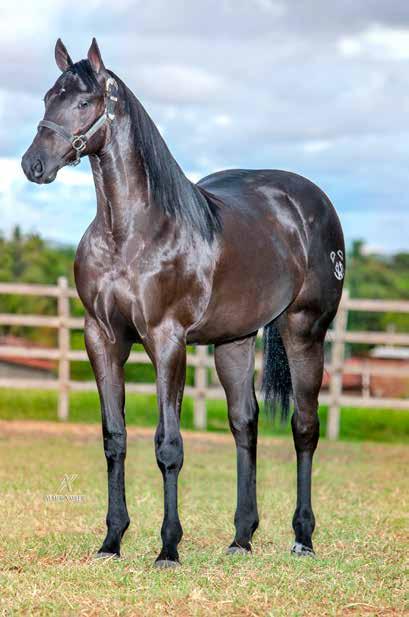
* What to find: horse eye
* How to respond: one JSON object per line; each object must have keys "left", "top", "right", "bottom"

{"left": 78, "top": 100, "right": 89, "bottom": 109}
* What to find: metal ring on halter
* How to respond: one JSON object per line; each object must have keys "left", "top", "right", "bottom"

{"left": 72, "top": 135, "right": 87, "bottom": 152}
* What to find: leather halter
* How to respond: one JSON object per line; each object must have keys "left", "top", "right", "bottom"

{"left": 38, "top": 77, "right": 118, "bottom": 166}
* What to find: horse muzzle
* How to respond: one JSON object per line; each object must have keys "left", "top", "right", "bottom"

{"left": 21, "top": 150, "right": 59, "bottom": 184}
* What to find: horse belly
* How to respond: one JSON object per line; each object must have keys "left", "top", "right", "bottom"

{"left": 188, "top": 235, "right": 305, "bottom": 344}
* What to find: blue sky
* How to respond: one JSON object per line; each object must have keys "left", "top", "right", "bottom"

{"left": 1, "top": 0, "right": 409, "bottom": 252}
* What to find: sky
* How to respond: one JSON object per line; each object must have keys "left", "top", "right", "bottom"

{"left": 1, "top": 0, "right": 409, "bottom": 252}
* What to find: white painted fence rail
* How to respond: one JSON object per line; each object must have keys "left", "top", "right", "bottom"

{"left": 0, "top": 278, "right": 408, "bottom": 438}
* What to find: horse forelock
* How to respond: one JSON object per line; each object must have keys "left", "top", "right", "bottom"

{"left": 63, "top": 60, "right": 101, "bottom": 93}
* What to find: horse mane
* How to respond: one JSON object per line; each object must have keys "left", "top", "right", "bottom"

{"left": 67, "top": 60, "right": 221, "bottom": 242}
{"left": 118, "top": 72, "right": 221, "bottom": 242}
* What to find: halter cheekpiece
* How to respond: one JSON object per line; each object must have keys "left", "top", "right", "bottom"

{"left": 38, "top": 77, "right": 118, "bottom": 166}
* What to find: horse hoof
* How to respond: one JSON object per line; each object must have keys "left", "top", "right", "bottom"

{"left": 93, "top": 551, "right": 120, "bottom": 560}
{"left": 154, "top": 559, "right": 180, "bottom": 569}
{"left": 226, "top": 546, "right": 251, "bottom": 556}
{"left": 291, "top": 542, "right": 315, "bottom": 558}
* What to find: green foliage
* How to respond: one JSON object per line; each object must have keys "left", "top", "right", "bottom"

{"left": 0, "top": 226, "right": 75, "bottom": 288}
{"left": 346, "top": 239, "right": 409, "bottom": 337}
{"left": 0, "top": 226, "right": 75, "bottom": 346}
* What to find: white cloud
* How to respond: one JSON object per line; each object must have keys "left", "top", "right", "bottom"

{"left": 138, "top": 64, "right": 225, "bottom": 104}
{"left": 186, "top": 171, "right": 202, "bottom": 183}
{"left": 303, "top": 140, "right": 332, "bottom": 154}
{"left": 58, "top": 167, "right": 93, "bottom": 187}
{"left": 213, "top": 114, "right": 232, "bottom": 127}
{"left": 0, "top": 157, "right": 95, "bottom": 242}
{"left": 0, "top": 1, "right": 61, "bottom": 45}
{"left": 0, "top": 158, "right": 23, "bottom": 195}
{"left": 338, "top": 24, "right": 409, "bottom": 60}
{"left": 252, "top": 0, "right": 286, "bottom": 16}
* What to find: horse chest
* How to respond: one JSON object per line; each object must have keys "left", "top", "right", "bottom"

{"left": 109, "top": 262, "right": 147, "bottom": 332}
{"left": 77, "top": 228, "right": 213, "bottom": 340}
{"left": 77, "top": 249, "right": 146, "bottom": 339}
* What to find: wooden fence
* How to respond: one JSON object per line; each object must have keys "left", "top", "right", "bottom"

{"left": 0, "top": 279, "right": 408, "bottom": 439}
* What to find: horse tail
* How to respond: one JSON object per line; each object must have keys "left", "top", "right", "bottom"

{"left": 261, "top": 323, "right": 292, "bottom": 423}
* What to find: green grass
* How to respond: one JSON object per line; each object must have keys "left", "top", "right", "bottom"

{"left": 0, "top": 430, "right": 407, "bottom": 616}
{"left": 0, "top": 388, "right": 408, "bottom": 443}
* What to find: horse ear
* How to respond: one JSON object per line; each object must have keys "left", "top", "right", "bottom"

{"left": 55, "top": 38, "right": 73, "bottom": 72}
{"left": 87, "top": 38, "right": 104, "bottom": 74}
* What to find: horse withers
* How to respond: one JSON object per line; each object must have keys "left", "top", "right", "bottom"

{"left": 22, "top": 39, "right": 345, "bottom": 567}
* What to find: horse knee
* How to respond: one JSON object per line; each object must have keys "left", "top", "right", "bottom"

{"left": 155, "top": 433, "right": 184, "bottom": 474}
{"left": 103, "top": 431, "right": 126, "bottom": 464}
{"left": 291, "top": 411, "right": 319, "bottom": 452}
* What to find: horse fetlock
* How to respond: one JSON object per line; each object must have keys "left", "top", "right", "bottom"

{"left": 234, "top": 517, "right": 259, "bottom": 548}
{"left": 99, "top": 536, "right": 121, "bottom": 556}
{"left": 251, "top": 516, "right": 260, "bottom": 534}
{"left": 293, "top": 508, "right": 315, "bottom": 546}
{"left": 100, "top": 518, "right": 129, "bottom": 555}
{"left": 106, "top": 514, "right": 130, "bottom": 538}
{"left": 228, "top": 540, "right": 252, "bottom": 554}
{"left": 235, "top": 508, "right": 259, "bottom": 531}
{"left": 157, "top": 540, "right": 181, "bottom": 564}
{"left": 161, "top": 519, "right": 183, "bottom": 546}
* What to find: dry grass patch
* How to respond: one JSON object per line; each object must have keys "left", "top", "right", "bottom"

{"left": 0, "top": 426, "right": 407, "bottom": 616}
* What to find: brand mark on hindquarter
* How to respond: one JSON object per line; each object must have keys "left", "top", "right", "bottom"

{"left": 330, "top": 250, "right": 344, "bottom": 280}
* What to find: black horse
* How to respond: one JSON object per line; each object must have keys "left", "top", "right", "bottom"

{"left": 22, "top": 39, "right": 345, "bottom": 567}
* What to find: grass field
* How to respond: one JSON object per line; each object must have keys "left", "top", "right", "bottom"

{"left": 0, "top": 388, "right": 408, "bottom": 443}
{"left": 0, "top": 423, "right": 407, "bottom": 616}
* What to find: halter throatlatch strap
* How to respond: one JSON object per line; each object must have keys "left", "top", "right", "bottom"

{"left": 38, "top": 76, "right": 118, "bottom": 166}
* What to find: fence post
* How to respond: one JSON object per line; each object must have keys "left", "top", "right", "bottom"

{"left": 327, "top": 289, "right": 349, "bottom": 440}
{"left": 58, "top": 276, "right": 70, "bottom": 421}
{"left": 194, "top": 345, "right": 208, "bottom": 430}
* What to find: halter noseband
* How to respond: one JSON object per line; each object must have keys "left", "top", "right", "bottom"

{"left": 38, "top": 77, "right": 118, "bottom": 166}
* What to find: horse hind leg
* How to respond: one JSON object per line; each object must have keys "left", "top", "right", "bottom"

{"left": 214, "top": 335, "right": 259, "bottom": 554}
{"left": 277, "top": 306, "right": 332, "bottom": 556}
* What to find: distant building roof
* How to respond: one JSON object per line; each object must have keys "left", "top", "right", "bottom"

{"left": 0, "top": 335, "right": 56, "bottom": 371}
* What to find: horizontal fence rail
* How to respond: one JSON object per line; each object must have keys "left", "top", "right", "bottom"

{"left": 0, "top": 280, "right": 408, "bottom": 438}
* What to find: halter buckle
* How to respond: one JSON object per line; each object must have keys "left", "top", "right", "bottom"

{"left": 71, "top": 135, "right": 87, "bottom": 152}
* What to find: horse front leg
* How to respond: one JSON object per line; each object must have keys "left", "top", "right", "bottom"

{"left": 147, "top": 327, "right": 186, "bottom": 568}
{"left": 84, "top": 314, "right": 133, "bottom": 558}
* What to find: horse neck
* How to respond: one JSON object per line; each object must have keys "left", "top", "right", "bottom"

{"left": 89, "top": 88, "right": 210, "bottom": 245}
{"left": 89, "top": 121, "right": 149, "bottom": 242}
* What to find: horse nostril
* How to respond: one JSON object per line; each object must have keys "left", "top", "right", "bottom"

{"left": 31, "top": 159, "right": 44, "bottom": 178}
